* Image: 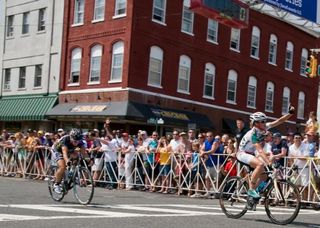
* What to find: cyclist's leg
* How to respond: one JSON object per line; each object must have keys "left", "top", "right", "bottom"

{"left": 55, "top": 156, "right": 66, "bottom": 184}
{"left": 249, "top": 157, "right": 265, "bottom": 190}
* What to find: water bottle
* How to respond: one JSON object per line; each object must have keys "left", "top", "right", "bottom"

{"left": 256, "top": 181, "right": 267, "bottom": 193}
{"left": 68, "top": 169, "right": 74, "bottom": 179}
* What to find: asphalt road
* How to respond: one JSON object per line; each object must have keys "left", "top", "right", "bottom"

{"left": 0, "top": 177, "right": 320, "bottom": 228}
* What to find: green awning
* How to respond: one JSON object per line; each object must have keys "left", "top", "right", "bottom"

{"left": 0, "top": 95, "right": 57, "bottom": 121}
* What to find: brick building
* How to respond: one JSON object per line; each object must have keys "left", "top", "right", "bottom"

{"left": 47, "top": 0, "right": 319, "bottom": 135}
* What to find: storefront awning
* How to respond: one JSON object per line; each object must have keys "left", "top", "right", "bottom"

{"left": 0, "top": 95, "right": 57, "bottom": 121}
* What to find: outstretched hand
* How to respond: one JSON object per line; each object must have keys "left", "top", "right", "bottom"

{"left": 288, "top": 105, "right": 295, "bottom": 114}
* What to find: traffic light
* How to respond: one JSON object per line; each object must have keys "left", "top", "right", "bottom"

{"left": 306, "top": 54, "right": 318, "bottom": 78}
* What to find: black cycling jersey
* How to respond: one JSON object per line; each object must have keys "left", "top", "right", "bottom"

{"left": 54, "top": 135, "right": 85, "bottom": 154}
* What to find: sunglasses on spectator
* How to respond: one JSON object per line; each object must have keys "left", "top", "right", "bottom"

{"left": 294, "top": 137, "right": 301, "bottom": 139}
{"left": 257, "top": 120, "right": 266, "bottom": 123}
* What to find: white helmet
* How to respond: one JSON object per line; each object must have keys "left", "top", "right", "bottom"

{"left": 250, "top": 112, "right": 267, "bottom": 122}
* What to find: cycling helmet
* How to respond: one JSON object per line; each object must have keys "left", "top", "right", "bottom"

{"left": 250, "top": 112, "right": 267, "bottom": 123}
{"left": 69, "top": 128, "right": 82, "bottom": 140}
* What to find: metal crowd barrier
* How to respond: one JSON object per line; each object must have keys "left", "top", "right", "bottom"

{"left": 1, "top": 145, "right": 320, "bottom": 206}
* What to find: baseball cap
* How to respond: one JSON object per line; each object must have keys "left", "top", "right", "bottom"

{"left": 122, "top": 132, "right": 129, "bottom": 137}
{"left": 58, "top": 128, "right": 64, "bottom": 132}
{"left": 45, "top": 132, "right": 50, "bottom": 136}
{"left": 38, "top": 130, "right": 44, "bottom": 135}
{"left": 140, "top": 131, "right": 147, "bottom": 135}
{"left": 273, "top": 132, "right": 282, "bottom": 138}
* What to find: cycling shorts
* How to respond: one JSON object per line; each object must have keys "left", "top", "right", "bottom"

{"left": 236, "top": 151, "right": 256, "bottom": 166}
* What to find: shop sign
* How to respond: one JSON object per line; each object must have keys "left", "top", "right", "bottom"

{"left": 151, "top": 109, "right": 190, "bottom": 120}
{"left": 70, "top": 105, "right": 107, "bottom": 112}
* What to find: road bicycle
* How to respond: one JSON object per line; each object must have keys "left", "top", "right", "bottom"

{"left": 47, "top": 155, "right": 94, "bottom": 205}
{"left": 219, "top": 162, "right": 301, "bottom": 225}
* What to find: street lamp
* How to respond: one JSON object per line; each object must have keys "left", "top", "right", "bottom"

{"left": 155, "top": 118, "right": 164, "bottom": 135}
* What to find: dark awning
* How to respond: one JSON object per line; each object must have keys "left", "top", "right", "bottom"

{"left": 0, "top": 95, "right": 57, "bottom": 121}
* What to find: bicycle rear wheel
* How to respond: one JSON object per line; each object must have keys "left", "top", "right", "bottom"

{"left": 265, "top": 179, "right": 301, "bottom": 225}
{"left": 219, "top": 176, "right": 249, "bottom": 219}
{"left": 47, "top": 166, "right": 65, "bottom": 202}
{"left": 73, "top": 166, "right": 94, "bottom": 205}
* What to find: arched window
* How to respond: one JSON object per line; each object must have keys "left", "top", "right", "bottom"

{"left": 282, "top": 87, "right": 290, "bottom": 114}
{"left": 285, "top": 41, "right": 294, "bottom": 71}
{"left": 148, "top": 46, "right": 163, "bottom": 87}
{"left": 177, "top": 55, "right": 191, "bottom": 93}
{"left": 203, "top": 63, "right": 215, "bottom": 98}
{"left": 226, "top": 70, "right": 237, "bottom": 103}
{"left": 89, "top": 45, "right": 102, "bottom": 83}
{"left": 268, "top": 34, "right": 277, "bottom": 65}
{"left": 110, "top": 41, "right": 124, "bottom": 82}
{"left": 265, "top": 82, "right": 274, "bottom": 112}
{"left": 70, "top": 48, "right": 82, "bottom": 84}
{"left": 250, "top": 26, "right": 260, "bottom": 58}
{"left": 297, "top": 91, "right": 305, "bottom": 119}
{"left": 300, "top": 48, "right": 308, "bottom": 76}
{"left": 247, "top": 76, "right": 257, "bottom": 108}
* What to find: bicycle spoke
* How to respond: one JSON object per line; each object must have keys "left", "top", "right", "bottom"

{"left": 73, "top": 167, "right": 94, "bottom": 205}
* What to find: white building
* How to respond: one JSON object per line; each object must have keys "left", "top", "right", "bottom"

{"left": 0, "top": 0, "right": 64, "bottom": 132}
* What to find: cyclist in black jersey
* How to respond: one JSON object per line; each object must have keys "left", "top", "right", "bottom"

{"left": 53, "top": 129, "right": 86, "bottom": 194}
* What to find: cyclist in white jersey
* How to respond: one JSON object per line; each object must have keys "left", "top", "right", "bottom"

{"left": 237, "top": 107, "right": 295, "bottom": 198}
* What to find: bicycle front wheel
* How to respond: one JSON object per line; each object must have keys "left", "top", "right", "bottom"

{"left": 47, "top": 166, "right": 65, "bottom": 202}
{"left": 265, "top": 179, "right": 301, "bottom": 225}
{"left": 73, "top": 167, "right": 94, "bottom": 205}
{"left": 219, "top": 176, "right": 249, "bottom": 219}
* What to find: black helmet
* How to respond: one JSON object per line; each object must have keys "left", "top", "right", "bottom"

{"left": 69, "top": 128, "right": 82, "bottom": 140}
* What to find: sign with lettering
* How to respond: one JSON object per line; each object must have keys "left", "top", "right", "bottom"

{"left": 70, "top": 105, "right": 107, "bottom": 112}
{"left": 151, "top": 108, "right": 190, "bottom": 121}
{"left": 261, "top": 0, "right": 319, "bottom": 23}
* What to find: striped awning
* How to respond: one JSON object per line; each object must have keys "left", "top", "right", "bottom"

{"left": 0, "top": 95, "right": 57, "bottom": 121}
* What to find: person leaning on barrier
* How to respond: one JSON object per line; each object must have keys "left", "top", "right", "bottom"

{"left": 270, "top": 132, "right": 288, "bottom": 167}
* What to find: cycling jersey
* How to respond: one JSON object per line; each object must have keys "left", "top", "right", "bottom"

{"left": 53, "top": 135, "right": 85, "bottom": 161}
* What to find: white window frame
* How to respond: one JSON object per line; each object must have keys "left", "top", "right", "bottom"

{"left": 230, "top": 28, "right": 241, "bottom": 52}
{"left": 268, "top": 34, "right": 277, "bottom": 65}
{"left": 93, "top": 0, "right": 105, "bottom": 22}
{"left": 285, "top": 41, "right": 294, "bottom": 71}
{"left": 7, "top": 15, "right": 14, "bottom": 37}
{"left": 74, "top": 0, "right": 85, "bottom": 25}
{"left": 203, "top": 63, "right": 215, "bottom": 99}
{"left": 297, "top": 91, "right": 305, "bottom": 119}
{"left": 152, "top": 0, "right": 166, "bottom": 24}
{"left": 226, "top": 70, "right": 237, "bottom": 104}
{"left": 177, "top": 55, "right": 191, "bottom": 94}
{"left": 19, "top": 67, "right": 26, "bottom": 89}
{"left": 300, "top": 48, "right": 308, "bottom": 76}
{"left": 265, "top": 82, "right": 274, "bottom": 112}
{"left": 148, "top": 46, "right": 163, "bottom": 88}
{"left": 250, "top": 26, "right": 260, "bottom": 59}
{"left": 70, "top": 48, "right": 82, "bottom": 85}
{"left": 38, "top": 8, "right": 46, "bottom": 31}
{"left": 89, "top": 45, "right": 102, "bottom": 83}
{"left": 247, "top": 76, "right": 257, "bottom": 108}
{"left": 4, "top": 69, "right": 11, "bottom": 90}
{"left": 110, "top": 41, "right": 124, "bottom": 82}
{"left": 22, "top": 12, "right": 30, "bottom": 34}
{"left": 282, "top": 87, "right": 290, "bottom": 114}
{"left": 114, "top": 0, "right": 127, "bottom": 18}
{"left": 34, "top": 65, "right": 42, "bottom": 88}
{"left": 181, "top": 0, "right": 194, "bottom": 35}
{"left": 207, "top": 19, "right": 218, "bottom": 44}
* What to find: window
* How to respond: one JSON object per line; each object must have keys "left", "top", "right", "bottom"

{"left": 70, "top": 48, "right": 82, "bottom": 84}
{"left": 34, "top": 65, "right": 42, "bottom": 87}
{"left": 207, "top": 19, "right": 218, "bottom": 43}
{"left": 300, "top": 48, "right": 308, "bottom": 76}
{"left": 226, "top": 70, "right": 237, "bottom": 103}
{"left": 4, "top": 69, "right": 11, "bottom": 90}
{"left": 7, "top": 15, "right": 14, "bottom": 37}
{"left": 110, "top": 41, "right": 124, "bottom": 82}
{"left": 268, "top": 34, "right": 277, "bottom": 65}
{"left": 230, "top": 28, "right": 240, "bottom": 51}
{"left": 89, "top": 45, "right": 102, "bottom": 83}
{"left": 114, "top": 0, "right": 126, "bottom": 16}
{"left": 148, "top": 46, "right": 163, "bottom": 87}
{"left": 181, "top": 0, "right": 194, "bottom": 34}
{"left": 152, "top": 0, "right": 166, "bottom": 23}
{"left": 282, "top": 87, "right": 290, "bottom": 114}
{"left": 203, "top": 63, "right": 215, "bottom": 98}
{"left": 22, "top": 12, "right": 30, "bottom": 34}
{"left": 177, "top": 55, "right": 191, "bottom": 93}
{"left": 19, "top": 67, "right": 26, "bottom": 89}
{"left": 285, "top": 41, "right": 294, "bottom": 71}
{"left": 265, "top": 82, "right": 274, "bottom": 112}
{"left": 94, "top": 0, "right": 105, "bottom": 21}
{"left": 297, "top": 91, "right": 305, "bottom": 119}
{"left": 247, "top": 76, "right": 257, "bottom": 108}
{"left": 74, "top": 0, "right": 85, "bottom": 24}
{"left": 250, "top": 26, "right": 260, "bottom": 58}
{"left": 38, "top": 8, "right": 46, "bottom": 31}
